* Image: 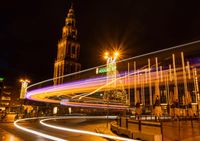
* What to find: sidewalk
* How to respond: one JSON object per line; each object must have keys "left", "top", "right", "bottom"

{"left": 182, "top": 136, "right": 200, "bottom": 141}
{"left": 95, "top": 123, "right": 125, "bottom": 141}
{"left": 95, "top": 123, "right": 117, "bottom": 136}
{"left": 163, "top": 120, "right": 200, "bottom": 141}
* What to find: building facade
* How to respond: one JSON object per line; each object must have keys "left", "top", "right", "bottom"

{"left": 54, "top": 4, "right": 81, "bottom": 84}
{"left": 0, "top": 78, "right": 20, "bottom": 113}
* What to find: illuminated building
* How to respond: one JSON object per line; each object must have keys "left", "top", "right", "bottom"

{"left": 54, "top": 4, "right": 81, "bottom": 84}
{"left": 0, "top": 77, "right": 20, "bottom": 112}
{"left": 0, "top": 78, "right": 11, "bottom": 111}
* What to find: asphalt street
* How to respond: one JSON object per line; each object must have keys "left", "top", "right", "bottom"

{"left": 0, "top": 118, "right": 200, "bottom": 141}
{"left": 0, "top": 118, "right": 111, "bottom": 141}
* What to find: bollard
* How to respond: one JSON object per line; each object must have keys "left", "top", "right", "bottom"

{"left": 138, "top": 120, "right": 141, "bottom": 131}
{"left": 190, "top": 116, "right": 193, "bottom": 128}
{"left": 126, "top": 117, "right": 128, "bottom": 129}
{"left": 178, "top": 118, "right": 180, "bottom": 140}
{"left": 117, "top": 116, "right": 119, "bottom": 126}
{"left": 161, "top": 121, "right": 163, "bottom": 141}
{"left": 119, "top": 116, "right": 121, "bottom": 127}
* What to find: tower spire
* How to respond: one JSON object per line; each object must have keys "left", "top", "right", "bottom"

{"left": 54, "top": 1, "right": 81, "bottom": 85}
{"left": 63, "top": 1, "right": 77, "bottom": 39}
{"left": 70, "top": 1, "right": 73, "bottom": 9}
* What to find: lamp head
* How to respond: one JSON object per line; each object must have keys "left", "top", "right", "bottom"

{"left": 114, "top": 51, "right": 119, "bottom": 57}
{"left": 104, "top": 52, "right": 109, "bottom": 59}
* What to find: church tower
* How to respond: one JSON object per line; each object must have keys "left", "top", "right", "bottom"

{"left": 54, "top": 4, "right": 81, "bottom": 84}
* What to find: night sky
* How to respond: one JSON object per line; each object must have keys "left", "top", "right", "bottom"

{"left": 0, "top": 0, "right": 200, "bottom": 85}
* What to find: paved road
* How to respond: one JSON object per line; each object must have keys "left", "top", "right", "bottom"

{"left": 1, "top": 117, "right": 200, "bottom": 141}
{"left": 0, "top": 119, "right": 113, "bottom": 141}
{"left": 0, "top": 122, "right": 45, "bottom": 141}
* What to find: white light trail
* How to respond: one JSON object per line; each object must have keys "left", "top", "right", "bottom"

{"left": 14, "top": 117, "right": 67, "bottom": 141}
{"left": 78, "top": 70, "right": 138, "bottom": 99}
{"left": 40, "top": 116, "right": 138, "bottom": 141}
{"left": 27, "top": 40, "right": 200, "bottom": 90}
{"left": 120, "top": 40, "right": 200, "bottom": 62}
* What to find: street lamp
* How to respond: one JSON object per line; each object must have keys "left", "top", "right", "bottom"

{"left": 104, "top": 51, "right": 119, "bottom": 62}
{"left": 104, "top": 51, "right": 119, "bottom": 89}
{"left": 104, "top": 51, "right": 119, "bottom": 128}
{"left": 19, "top": 79, "right": 30, "bottom": 115}
{"left": 20, "top": 79, "right": 30, "bottom": 99}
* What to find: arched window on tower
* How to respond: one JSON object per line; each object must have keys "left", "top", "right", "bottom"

{"left": 72, "top": 46, "right": 76, "bottom": 54}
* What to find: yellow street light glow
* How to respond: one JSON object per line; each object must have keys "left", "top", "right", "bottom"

{"left": 104, "top": 55, "right": 108, "bottom": 59}
{"left": 104, "top": 52, "right": 109, "bottom": 59}
{"left": 114, "top": 51, "right": 119, "bottom": 57}
{"left": 20, "top": 79, "right": 30, "bottom": 83}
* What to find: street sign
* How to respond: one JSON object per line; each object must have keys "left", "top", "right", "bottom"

{"left": 96, "top": 67, "right": 107, "bottom": 74}
{"left": 96, "top": 62, "right": 117, "bottom": 74}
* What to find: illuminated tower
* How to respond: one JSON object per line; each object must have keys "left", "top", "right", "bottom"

{"left": 54, "top": 4, "right": 81, "bottom": 84}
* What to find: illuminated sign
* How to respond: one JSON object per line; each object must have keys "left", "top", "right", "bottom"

{"left": 96, "top": 63, "right": 117, "bottom": 74}
{"left": 0, "top": 77, "right": 4, "bottom": 81}
{"left": 96, "top": 67, "right": 107, "bottom": 74}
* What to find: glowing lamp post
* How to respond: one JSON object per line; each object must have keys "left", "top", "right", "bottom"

{"left": 104, "top": 51, "right": 119, "bottom": 65}
{"left": 104, "top": 51, "right": 119, "bottom": 128}
{"left": 20, "top": 79, "right": 30, "bottom": 99}
{"left": 104, "top": 51, "right": 119, "bottom": 88}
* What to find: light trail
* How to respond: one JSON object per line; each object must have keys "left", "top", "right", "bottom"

{"left": 26, "top": 69, "right": 141, "bottom": 102}
{"left": 26, "top": 66, "right": 200, "bottom": 106}
{"left": 14, "top": 116, "right": 138, "bottom": 141}
{"left": 26, "top": 40, "right": 200, "bottom": 108}
{"left": 27, "top": 40, "right": 200, "bottom": 90}
{"left": 26, "top": 76, "right": 107, "bottom": 101}
{"left": 40, "top": 116, "right": 138, "bottom": 141}
{"left": 14, "top": 117, "right": 67, "bottom": 141}
{"left": 27, "top": 77, "right": 106, "bottom": 97}
{"left": 78, "top": 70, "right": 137, "bottom": 99}
{"left": 60, "top": 101, "right": 128, "bottom": 109}
{"left": 119, "top": 40, "right": 200, "bottom": 63}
